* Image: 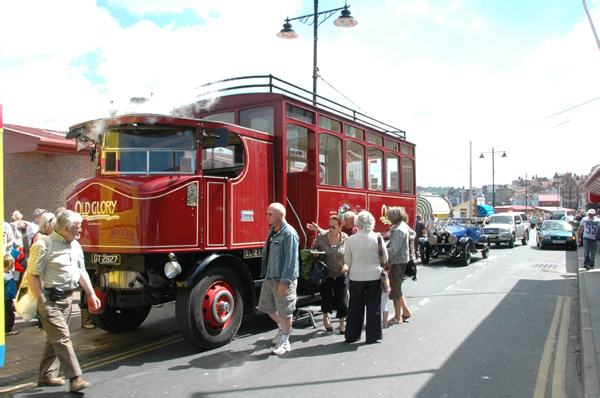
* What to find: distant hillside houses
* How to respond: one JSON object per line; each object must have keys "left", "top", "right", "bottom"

{"left": 420, "top": 171, "right": 593, "bottom": 212}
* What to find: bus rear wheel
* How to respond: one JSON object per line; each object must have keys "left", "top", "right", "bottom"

{"left": 176, "top": 265, "right": 244, "bottom": 350}
{"left": 90, "top": 305, "right": 151, "bottom": 333}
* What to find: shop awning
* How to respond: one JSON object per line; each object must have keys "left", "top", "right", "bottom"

{"left": 584, "top": 165, "right": 600, "bottom": 204}
{"left": 418, "top": 195, "right": 451, "bottom": 218}
{"left": 477, "top": 204, "right": 495, "bottom": 217}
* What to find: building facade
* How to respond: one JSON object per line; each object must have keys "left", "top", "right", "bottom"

{"left": 3, "top": 124, "right": 95, "bottom": 222}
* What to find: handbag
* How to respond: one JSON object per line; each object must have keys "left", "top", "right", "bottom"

{"left": 307, "top": 259, "right": 329, "bottom": 286}
{"left": 377, "top": 234, "right": 390, "bottom": 293}
{"left": 405, "top": 259, "right": 417, "bottom": 281}
{"left": 15, "top": 273, "right": 38, "bottom": 321}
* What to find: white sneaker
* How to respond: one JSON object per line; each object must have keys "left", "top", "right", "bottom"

{"left": 272, "top": 329, "right": 283, "bottom": 345}
{"left": 271, "top": 340, "right": 291, "bottom": 355}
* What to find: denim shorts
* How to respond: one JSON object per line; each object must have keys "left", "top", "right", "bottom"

{"left": 258, "top": 279, "right": 298, "bottom": 318}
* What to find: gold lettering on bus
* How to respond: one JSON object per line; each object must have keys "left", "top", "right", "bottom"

{"left": 74, "top": 200, "right": 120, "bottom": 222}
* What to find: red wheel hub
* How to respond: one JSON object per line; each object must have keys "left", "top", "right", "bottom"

{"left": 202, "top": 281, "right": 235, "bottom": 329}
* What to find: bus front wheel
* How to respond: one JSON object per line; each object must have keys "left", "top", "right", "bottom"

{"left": 176, "top": 265, "right": 244, "bottom": 350}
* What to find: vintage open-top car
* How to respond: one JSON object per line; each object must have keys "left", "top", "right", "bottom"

{"left": 419, "top": 217, "right": 490, "bottom": 266}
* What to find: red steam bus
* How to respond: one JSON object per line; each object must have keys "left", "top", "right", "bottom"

{"left": 66, "top": 75, "right": 416, "bottom": 349}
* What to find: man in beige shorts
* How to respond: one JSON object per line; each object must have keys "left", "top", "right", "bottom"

{"left": 258, "top": 203, "right": 300, "bottom": 355}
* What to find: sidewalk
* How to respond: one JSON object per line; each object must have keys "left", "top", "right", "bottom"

{"left": 0, "top": 292, "right": 108, "bottom": 391}
{"left": 1, "top": 294, "right": 178, "bottom": 393}
{"left": 578, "top": 247, "right": 600, "bottom": 397}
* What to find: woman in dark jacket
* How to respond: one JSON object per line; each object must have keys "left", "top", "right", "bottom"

{"left": 311, "top": 215, "right": 349, "bottom": 333}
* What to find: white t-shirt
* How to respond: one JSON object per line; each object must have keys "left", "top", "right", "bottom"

{"left": 580, "top": 216, "right": 599, "bottom": 240}
{"left": 426, "top": 217, "right": 438, "bottom": 232}
{"left": 26, "top": 222, "right": 39, "bottom": 245}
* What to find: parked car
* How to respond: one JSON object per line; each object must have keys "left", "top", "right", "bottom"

{"left": 419, "top": 217, "right": 490, "bottom": 266}
{"left": 536, "top": 220, "right": 577, "bottom": 250}
{"left": 483, "top": 212, "right": 530, "bottom": 248}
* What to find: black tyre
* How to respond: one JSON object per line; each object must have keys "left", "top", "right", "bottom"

{"left": 176, "top": 265, "right": 244, "bottom": 350}
{"left": 461, "top": 248, "right": 471, "bottom": 266}
{"left": 521, "top": 231, "right": 529, "bottom": 245}
{"left": 90, "top": 305, "right": 151, "bottom": 333}
{"left": 482, "top": 245, "right": 489, "bottom": 259}
{"left": 508, "top": 234, "right": 515, "bottom": 248}
{"left": 420, "top": 246, "right": 430, "bottom": 265}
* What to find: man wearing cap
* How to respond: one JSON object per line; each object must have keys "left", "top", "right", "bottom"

{"left": 578, "top": 209, "right": 599, "bottom": 270}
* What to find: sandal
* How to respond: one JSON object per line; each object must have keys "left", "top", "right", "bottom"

{"left": 401, "top": 314, "right": 412, "bottom": 321}
{"left": 388, "top": 318, "right": 402, "bottom": 324}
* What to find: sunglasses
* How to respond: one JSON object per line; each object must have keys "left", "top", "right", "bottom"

{"left": 328, "top": 225, "right": 339, "bottom": 229}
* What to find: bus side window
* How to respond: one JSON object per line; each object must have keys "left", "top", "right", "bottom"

{"left": 286, "top": 124, "right": 308, "bottom": 173}
{"left": 319, "top": 133, "right": 341, "bottom": 185}
{"left": 202, "top": 130, "right": 245, "bottom": 178}
{"left": 386, "top": 153, "right": 400, "bottom": 192}
{"left": 402, "top": 157, "right": 415, "bottom": 194}
{"left": 346, "top": 141, "right": 364, "bottom": 189}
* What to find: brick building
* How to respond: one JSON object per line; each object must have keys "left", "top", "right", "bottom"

{"left": 3, "top": 124, "right": 95, "bottom": 222}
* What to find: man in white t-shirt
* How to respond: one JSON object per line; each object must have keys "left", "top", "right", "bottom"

{"left": 425, "top": 213, "right": 439, "bottom": 237}
{"left": 26, "top": 208, "right": 46, "bottom": 246}
{"left": 578, "top": 209, "right": 599, "bottom": 270}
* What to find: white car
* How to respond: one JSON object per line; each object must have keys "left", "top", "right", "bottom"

{"left": 483, "top": 212, "right": 530, "bottom": 248}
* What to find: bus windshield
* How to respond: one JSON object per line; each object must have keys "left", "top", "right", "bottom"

{"left": 102, "top": 126, "right": 196, "bottom": 174}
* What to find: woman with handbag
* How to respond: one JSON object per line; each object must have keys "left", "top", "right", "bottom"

{"left": 385, "top": 207, "right": 413, "bottom": 324}
{"left": 343, "top": 211, "right": 388, "bottom": 344}
{"left": 311, "top": 215, "right": 349, "bottom": 333}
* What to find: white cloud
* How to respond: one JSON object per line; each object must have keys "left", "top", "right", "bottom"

{"left": 1, "top": 0, "right": 599, "bottom": 188}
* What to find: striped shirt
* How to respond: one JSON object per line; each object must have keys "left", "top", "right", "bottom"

{"left": 27, "top": 231, "right": 85, "bottom": 290}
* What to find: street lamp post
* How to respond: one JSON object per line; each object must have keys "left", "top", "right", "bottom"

{"left": 479, "top": 148, "right": 507, "bottom": 210}
{"left": 277, "top": 1, "right": 358, "bottom": 104}
{"left": 519, "top": 174, "right": 536, "bottom": 214}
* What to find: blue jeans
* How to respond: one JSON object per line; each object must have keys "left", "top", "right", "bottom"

{"left": 583, "top": 238, "right": 599, "bottom": 267}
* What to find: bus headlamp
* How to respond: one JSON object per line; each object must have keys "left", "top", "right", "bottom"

{"left": 164, "top": 253, "right": 182, "bottom": 279}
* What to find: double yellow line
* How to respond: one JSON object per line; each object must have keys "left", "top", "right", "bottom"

{"left": 0, "top": 334, "right": 183, "bottom": 394}
{"left": 81, "top": 334, "right": 183, "bottom": 372}
{"left": 534, "top": 296, "right": 571, "bottom": 398}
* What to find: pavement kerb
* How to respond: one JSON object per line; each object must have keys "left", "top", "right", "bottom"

{"left": 578, "top": 247, "right": 600, "bottom": 397}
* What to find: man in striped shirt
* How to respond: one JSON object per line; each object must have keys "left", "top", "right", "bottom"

{"left": 26, "top": 210, "right": 100, "bottom": 393}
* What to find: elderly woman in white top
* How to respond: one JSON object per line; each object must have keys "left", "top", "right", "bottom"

{"left": 343, "top": 210, "right": 388, "bottom": 344}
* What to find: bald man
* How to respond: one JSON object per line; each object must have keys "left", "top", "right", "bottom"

{"left": 258, "top": 202, "right": 300, "bottom": 355}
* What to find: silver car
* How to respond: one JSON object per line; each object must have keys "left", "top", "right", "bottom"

{"left": 483, "top": 212, "right": 530, "bottom": 248}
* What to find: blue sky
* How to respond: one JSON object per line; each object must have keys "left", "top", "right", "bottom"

{"left": 1, "top": 0, "right": 599, "bottom": 187}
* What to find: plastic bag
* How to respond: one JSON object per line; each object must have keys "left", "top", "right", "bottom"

{"left": 16, "top": 291, "right": 38, "bottom": 321}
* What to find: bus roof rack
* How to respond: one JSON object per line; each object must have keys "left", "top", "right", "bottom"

{"left": 195, "top": 75, "right": 407, "bottom": 141}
